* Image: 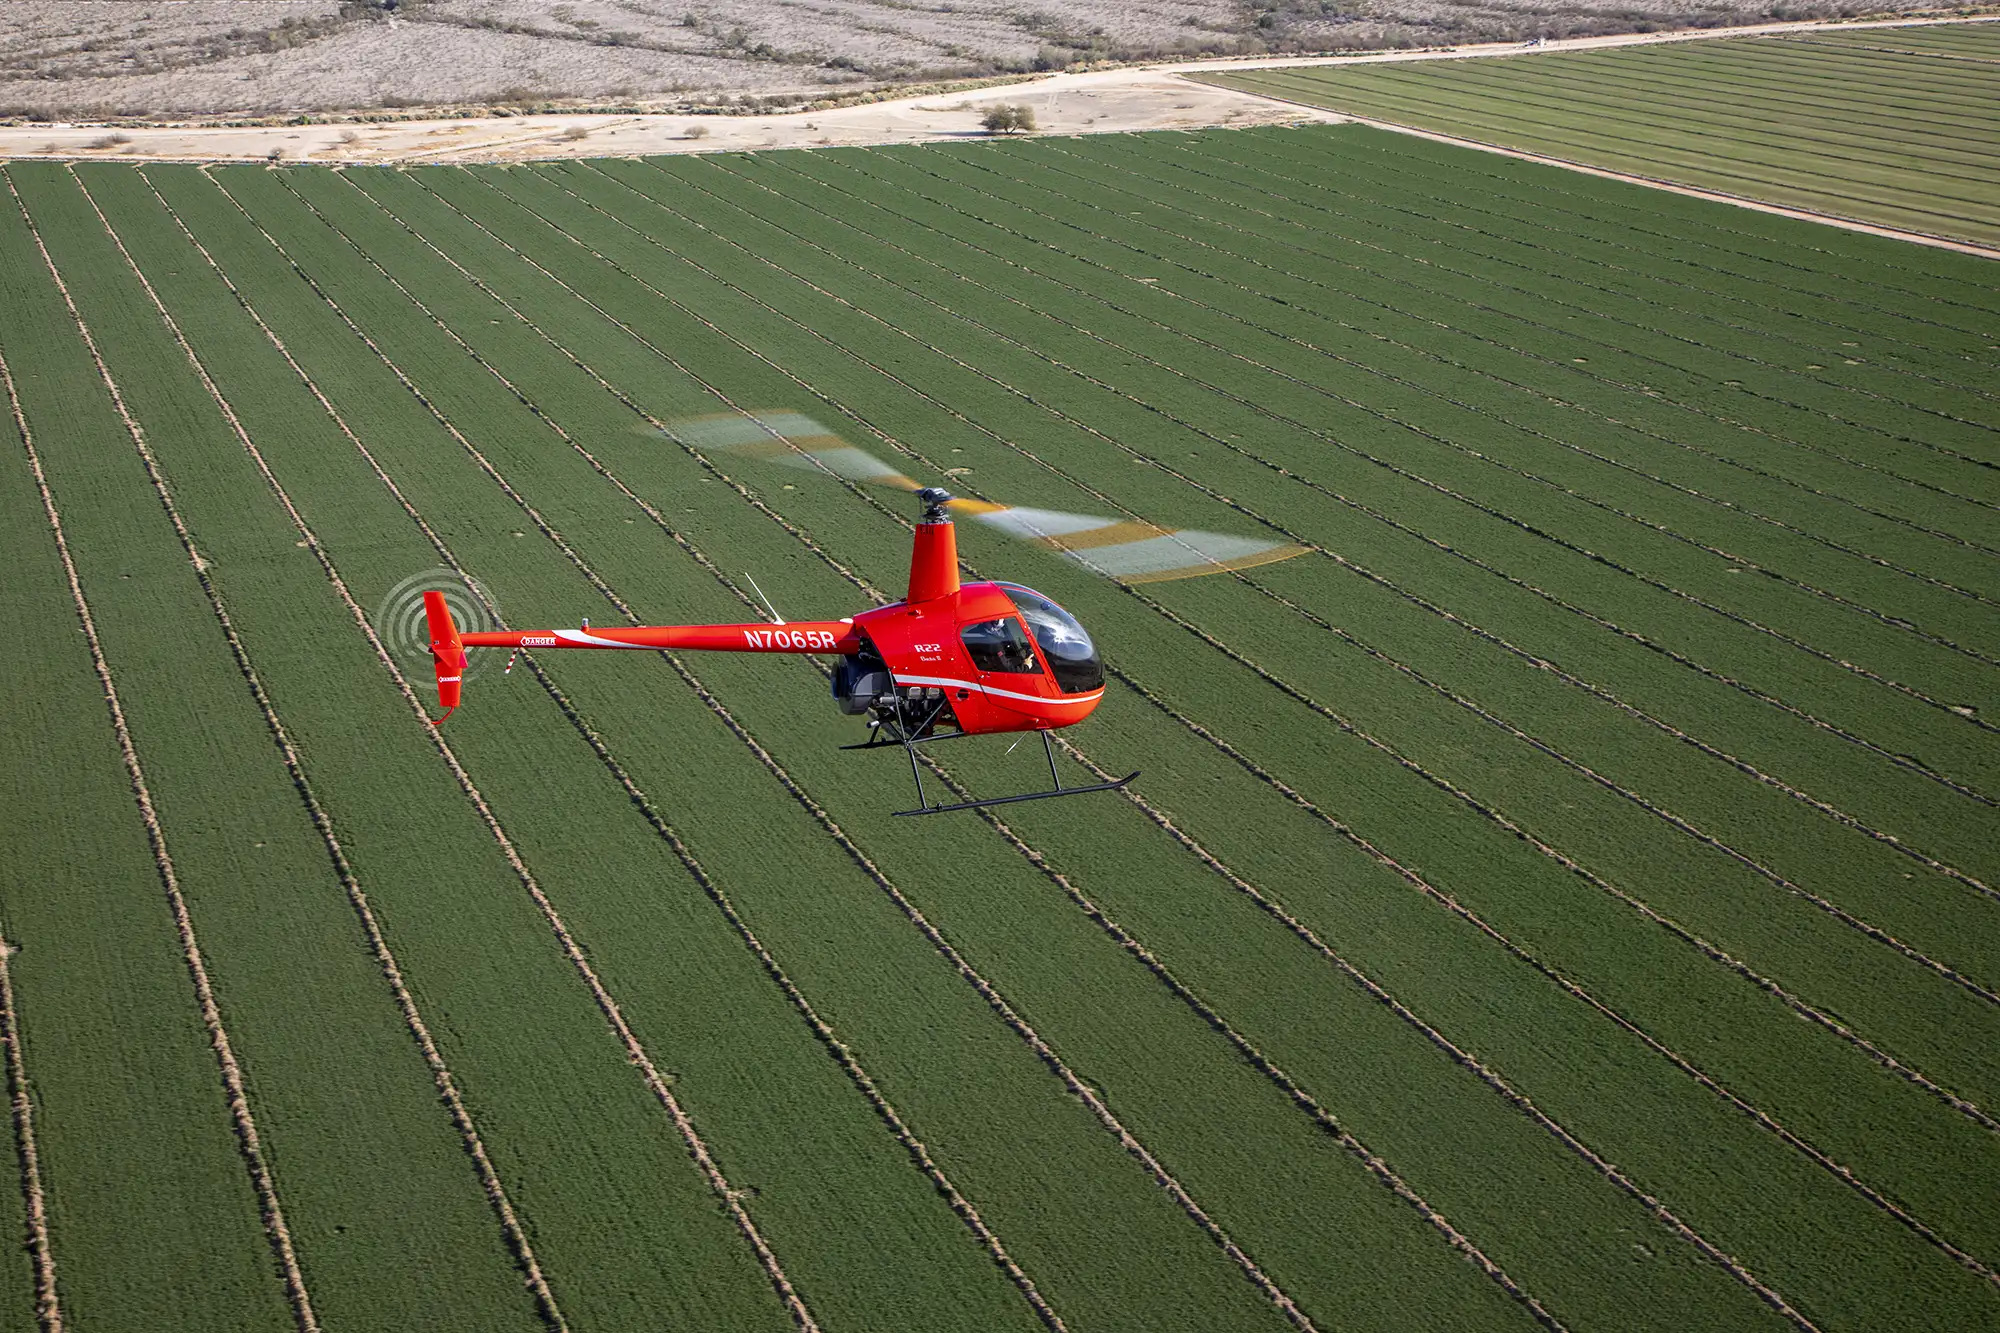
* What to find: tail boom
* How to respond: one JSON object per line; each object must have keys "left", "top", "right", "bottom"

{"left": 460, "top": 622, "right": 862, "bottom": 654}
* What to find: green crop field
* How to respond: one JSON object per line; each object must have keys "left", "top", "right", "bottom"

{"left": 1199, "top": 22, "right": 2000, "bottom": 247}
{"left": 1, "top": 123, "right": 1996, "bottom": 1332}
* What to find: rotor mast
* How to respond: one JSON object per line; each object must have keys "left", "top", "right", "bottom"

{"left": 906, "top": 486, "right": 961, "bottom": 604}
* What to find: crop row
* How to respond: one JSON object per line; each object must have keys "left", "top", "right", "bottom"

{"left": 386, "top": 153, "right": 2000, "bottom": 1320}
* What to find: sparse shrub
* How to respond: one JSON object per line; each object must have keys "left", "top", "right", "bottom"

{"left": 980, "top": 103, "right": 1036, "bottom": 134}
{"left": 563, "top": 124, "right": 590, "bottom": 140}
{"left": 685, "top": 123, "right": 709, "bottom": 139}
{"left": 88, "top": 133, "right": 130, "bottom": 149}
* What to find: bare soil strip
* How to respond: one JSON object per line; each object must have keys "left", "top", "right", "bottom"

{"left": 194, "top": 166, "right": 821, "bottom": 1333}
{"left": 91, "top": 166, "right": 573, "bottom": 1333}
{"left": 3, "top": 167, "right": 320, "bottom": 1333}
{"left": 0, "top": 931, "right": 56, "bottom": 1331}
{"left": 0, "top": 361, "right": 63, "bottom": 1333}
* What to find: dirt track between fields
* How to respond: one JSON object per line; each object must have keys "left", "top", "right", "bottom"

{"left": 2, "top": 14, "right": 1991, "bottom": 257}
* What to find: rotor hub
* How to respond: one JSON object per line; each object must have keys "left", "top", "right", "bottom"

{"left": 916, "top": 486, "right": 954, "bottom": 522}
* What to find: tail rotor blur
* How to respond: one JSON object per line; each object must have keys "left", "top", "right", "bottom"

{"left": 375, "top": 569, "right": 501, "bottom": 722}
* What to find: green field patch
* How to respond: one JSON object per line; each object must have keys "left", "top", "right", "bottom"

{"left": 1200, "top": 26, "right": 2000, "bottom": 247}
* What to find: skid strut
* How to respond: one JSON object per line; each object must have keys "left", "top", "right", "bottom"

{"left": 893, "top": 728, "right": 1137, "bottom": 818}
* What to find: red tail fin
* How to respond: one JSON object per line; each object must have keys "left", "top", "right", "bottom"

{"left": 423, "top": 590, "right": 465, "bottom": 723}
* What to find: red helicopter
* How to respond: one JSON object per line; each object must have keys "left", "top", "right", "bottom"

{"left": 419, "top": 413, "right": 1305, "bottom": 816}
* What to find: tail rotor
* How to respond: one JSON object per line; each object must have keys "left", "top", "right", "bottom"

{"left": 375, "top": 568, "right": 500, "bottom": 724}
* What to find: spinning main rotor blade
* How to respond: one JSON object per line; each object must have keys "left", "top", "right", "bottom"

{"left": 669, "top": 411, "right": 1307, "bottom": 584}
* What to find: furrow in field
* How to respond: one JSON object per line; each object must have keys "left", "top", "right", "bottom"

{"left": 870, "top": 146, "right": 2000, "bottom": 750}
{"left": 555, "top": 154, "right": 2000, "bottom": 977}
{"left": 290, "top": 166, "right": 1331, "bottom": 1333}
{"left": 652, "top": 150, "right": 2000, "bottom": 886}
{"left": 198, "top": 163, "right": 1066, "bottom": 1333}
{"left": 190, "top": 167, "right": 826, "bottom": 1333}
{"left": 5, "top": 168, "right": 320, "bottom": 1333}
{"left": 1, "top": 353, "right": 67, "bottom": 1333}
{"left": 88, "top": 168, "right": 573, "bottom": 1333}
{"left": 1007, "top": 136, "right": 2000, "bottom": 488}
{"left": 757, "top": 146, "right": 2000, "bottom": 807}
{"left": 0, "top": 933, "right": 53, "bottom": 1333}
{"left": 398, "top": 150, "right": 2000, "bottom": 1312}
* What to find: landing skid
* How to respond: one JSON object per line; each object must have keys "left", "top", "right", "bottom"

{"left": 848, "top": 693, "right": 1136, "bottom": 816}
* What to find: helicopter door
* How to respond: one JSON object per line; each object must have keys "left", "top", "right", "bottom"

{"left": 959, "top": 616, "right": 1043, "bottom": 682}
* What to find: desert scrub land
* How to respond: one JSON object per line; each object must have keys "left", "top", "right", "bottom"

{"left": 0, "top": 0, "right": 1965, "bottom": 119}
{"left": 1202, "top": 18, "right": 2000, "bottom": 245}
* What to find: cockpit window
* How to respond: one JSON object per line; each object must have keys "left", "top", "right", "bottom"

{"left": 999, "top": 584, "right": 1104, "bottom": 694}
{"left": 960, "top": 617, "right": 1041, "bottom": 674}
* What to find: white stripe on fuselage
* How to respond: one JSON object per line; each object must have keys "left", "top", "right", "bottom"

{"left": 893, "top": 673, "right": 1101, "bottom": 707}
{"left": 554, "top": 629, "right": 647, "bottom": 648}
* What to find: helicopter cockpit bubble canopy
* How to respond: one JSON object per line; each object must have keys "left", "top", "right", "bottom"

{"left": 997, "top": 583, "right": 1104, "bottom": 694}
